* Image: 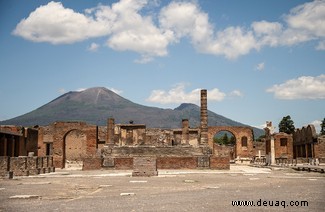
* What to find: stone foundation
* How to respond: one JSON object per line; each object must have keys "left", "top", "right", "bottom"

{"left": 132, "top": 157, "right": 158, "bottom": 177}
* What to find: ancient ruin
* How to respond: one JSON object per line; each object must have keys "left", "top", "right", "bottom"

{"left": 1, "top": 89, "right": 324, "bottom": 178}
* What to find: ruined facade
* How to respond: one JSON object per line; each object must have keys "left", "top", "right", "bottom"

{"left": 0, "top": 126, "right": 54, "bottom": 178}
{"left": 293, "top": 125, "right": 325, "bottom": 163}
{"left": 208, "top": 126, "right": 255, "bottom": 161}
{"left": 32, "top": 89, "right": 235, "bottom": 171}
{"left": 0, "top": 125, "right": 38, "bottom": 157}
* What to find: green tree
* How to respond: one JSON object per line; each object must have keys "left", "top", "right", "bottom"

{"left": 229, "top": 136, "right": 236, "bottom": 145}
{"left": 278, "top": 115, "right": 295, "bottom": 134}
{"left": 221, "top": 133, "right": 229, "bottom": 144}
{"left": 321, "top": 118, "right": 325, "bottom": 135}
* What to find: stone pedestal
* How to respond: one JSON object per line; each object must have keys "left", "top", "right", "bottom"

{"left": 132, "top": 157, "right": 158, "bottom": 177}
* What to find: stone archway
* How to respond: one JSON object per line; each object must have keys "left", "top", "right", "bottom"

{"left": 63, "top": 129, "right": 87, "bottom": 169}
{"left": 208, "top": 126, "right": 254, "bottom": 159}
{"left": 49, "top": 122, "right": 98, "bottom": 169}
{"left": 213, "top": 130, "right": 236, "bottom": 159}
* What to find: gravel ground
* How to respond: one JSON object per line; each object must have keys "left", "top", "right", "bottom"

{"left": 0, "top": 165, "right": 324, "bottom": 212}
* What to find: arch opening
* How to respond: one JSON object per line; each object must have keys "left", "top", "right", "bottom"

{"left": 63, "top": 129, "right": 87, "bottom": 169}
{"left": 213, "top": 130, "right": 236, "bottom": 160}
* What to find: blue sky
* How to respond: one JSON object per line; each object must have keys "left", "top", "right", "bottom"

{"left": 0, "top": 0, "right": 324, "bottom": 132}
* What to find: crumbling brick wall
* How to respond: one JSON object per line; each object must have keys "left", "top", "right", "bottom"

{"left": 274, "top": 133, "right": 293, "bottom": 159}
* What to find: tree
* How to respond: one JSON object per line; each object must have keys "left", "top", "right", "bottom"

{"left": 221, "top": 133, "right": 229, "bottom": 144}
{"left": 278, "top": 115, "right": 295, "bottom": 134}
{"left": 321, "top": 118, "right": 325, "bottom": 135}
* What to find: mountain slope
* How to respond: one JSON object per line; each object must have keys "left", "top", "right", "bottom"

{"left": 0, "top": 87, "right": 264, "bottom": 137}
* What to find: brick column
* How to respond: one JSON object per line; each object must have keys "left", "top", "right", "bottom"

{"left": 200, "top": 89, "right": 208, "bottom": 145}
{"left": 106, "top": 118, "right": 115, "bottom": 145}
{"left": 182, "top": 119, "right": 189, "bottom": 145}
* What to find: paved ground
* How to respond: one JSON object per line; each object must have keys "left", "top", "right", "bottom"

{"left": 0, "top": 165, "right": 324, "bottom": 212}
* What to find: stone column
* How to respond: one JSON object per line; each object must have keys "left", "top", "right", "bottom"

{"left": 270, "top": 136, "right": 275, "bottom": 165}
{"left": 200, "top": 89, "right": 208, "bottom": 145}
{"left": 182, "top": 119, "right": 189, "bottom": 145}
{"left": 106, "top": 118, "right": 115, "bottom": 145}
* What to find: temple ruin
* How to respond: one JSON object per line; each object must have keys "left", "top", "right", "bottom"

{"left": 1, "top": 89, "right": 324, "bottom": 177}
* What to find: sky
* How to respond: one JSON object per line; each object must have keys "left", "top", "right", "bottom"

{"left": 0, "top": 0, "right": 324, "bottom": 133}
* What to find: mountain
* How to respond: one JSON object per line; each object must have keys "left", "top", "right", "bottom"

{"left": 0, "top": 87, "right": 264, "bottom": 137}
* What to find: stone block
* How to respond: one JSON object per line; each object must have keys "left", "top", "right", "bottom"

{"left": 103, "top": 157, "right": 115, "bottom": 167}
{"left": 26, "top": 157, "right": 39, "bottom": 176}
{"left": 10, "top": 157, "right": 29, "bottom": 176}
{"left": 0, "top": 156, "right": 10, "bottom": 177}
{"left": 198, "top": 156, "right": 209, "bottom": 168}
{"left": 132, "top": 157, "right": 158, "bottom": 177}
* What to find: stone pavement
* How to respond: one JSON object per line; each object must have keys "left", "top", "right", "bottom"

{"left": 0, "top": 165, "right": 324, "bottom": 212}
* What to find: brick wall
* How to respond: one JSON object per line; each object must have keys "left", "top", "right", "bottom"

{"left": 157, "top": 157, "right": 198, "bottom": 169}
{"left": 210, "top": 156, "right": 230, "bottom": 170}
{"left": 83, "top": 157, "right": 102, "bottom": 170}
{"left": 114, "top": 157, "right": 133, "bottom": 169}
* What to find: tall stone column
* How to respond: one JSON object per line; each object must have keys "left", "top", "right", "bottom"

{"left": 182, "top": 119, "right": 189, "bottom": 145}
{"left": 200, "top": 89, "right": 208, "bottom": 145}
{"left": 106, "top": 118, "right": 115, "bottom": 145}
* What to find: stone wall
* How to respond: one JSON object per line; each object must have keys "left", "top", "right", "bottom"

{"left": 103, "top": 146, "right": 205, "bottom": 157}
{"left": 132, "top": 157, "right": 158, "bottom": 176}
{"left": 0, "top": 156, "right": 54, "bottom": 178}
{"left": 253, "top": 141, "right": 266, "bottom": 157}
{"left": 0, "top": 156, "right": 9, "bottom": 177}
{"left": 26, "top": 128, "right": 39, "bottom": 156}
{"left": 315, "top": 136, "right": 325, "bottom": 162}
{"left": 293, "top": 125, "right": 323, "bottom": 160}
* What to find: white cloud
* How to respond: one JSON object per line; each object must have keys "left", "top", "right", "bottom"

{"left": 58, "top": 88, "right": 66, "bottom": 94}
{"left": 106, "top": 0, "right": 173, "bottom": 59}
{"left": 252, "top": 1, "right": 325, "bottom": 49}
{"left": 88, "top": 42, "right": 100, "bottom": 52}
{"left": 76, "top": 88, "right": 87, "bottom": 92}
{"left": 266, "top": 74, "right": 325, "bottom": 100}
{"left": 13, "top": 0, "right": 325, "bottom": 61}
{"left": 108, "top": 87, "right": 123, "bottom": 95}
{"left": 285, "top": 0, "right": 325, "bottom": 38}
{"left": 255, "top": 62, "right": 265, "bottom": 71}
{"left": 159, "top": 2, "right": 258, "bottom": 59}
{"left": 146, "top": 83, "right": 225, "bottom": 104}
{"left": 310, "top": 120, "right": 322, "bottom": 134}
{"left": 316, "top": 40, "right": 325, "bottom": 50}
{"left": 229, "top": 90, "right": 243, "bottom": 97}
{"left": 13, "top": 1, "right": 110, "bottom": 44}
